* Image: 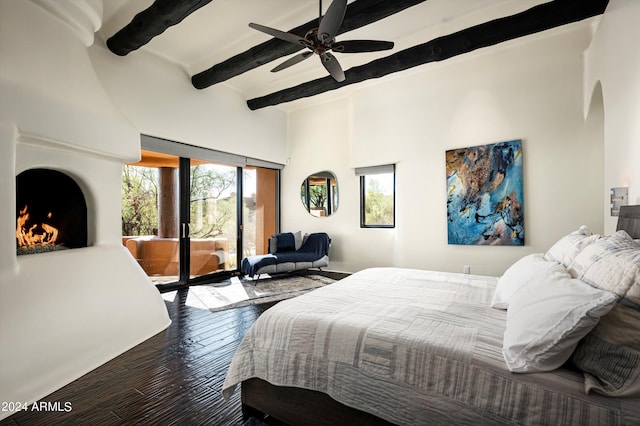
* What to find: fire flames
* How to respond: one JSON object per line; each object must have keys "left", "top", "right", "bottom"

{"left": 16, "top": 205, "right": 60, "bottom": 248}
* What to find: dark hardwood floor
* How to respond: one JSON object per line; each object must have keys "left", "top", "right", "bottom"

{"left": 1, "top": 289, "right": 277, "bottom": 426}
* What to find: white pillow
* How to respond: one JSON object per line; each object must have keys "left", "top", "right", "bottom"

{"left": 544, "top": 225, "right": 601, "bottom": 267}
{"left": 491, "top": 254, "right": 559, "bottom": 309}
{"left": 502, "top": 266, "right": 618, "bottom": 373}
{"left": 568, "top": 230, "right": 640, "bottom": 297}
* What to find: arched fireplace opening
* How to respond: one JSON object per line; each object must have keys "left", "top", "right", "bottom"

{"left": 16, "top": 168, "right": 88, "bottom": 255}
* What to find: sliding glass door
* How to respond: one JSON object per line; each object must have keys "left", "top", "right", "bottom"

{"left": 187, "top": 159, "right": 237, "bottom": 280}
{"left": 122, "top": 139, "right": 281, "bottom": 287}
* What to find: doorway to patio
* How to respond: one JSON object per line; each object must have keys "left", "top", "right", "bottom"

{"left": 121, "top": 136, "right": 281, "bottom": 287}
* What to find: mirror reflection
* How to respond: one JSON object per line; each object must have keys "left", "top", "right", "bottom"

{"left": 300, "top": 171, "right": 338, "bottom": 217}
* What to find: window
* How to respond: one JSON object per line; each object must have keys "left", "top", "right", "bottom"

{"left": 357, "top": 164, "right": 395, "bottom": 228}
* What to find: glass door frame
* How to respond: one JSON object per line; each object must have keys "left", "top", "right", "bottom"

{"left": 178, "top": 157, "right": 191, "bottom": 285}
{"left": 165, "top": 162, "right": 245, "bottom": 290}
{"left": 134, "top": 136, "right": 283, "bottom": 292}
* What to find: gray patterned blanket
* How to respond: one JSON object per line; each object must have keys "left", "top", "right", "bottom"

{"left": 223, "top": 267, "right": 640, "bottom": 425}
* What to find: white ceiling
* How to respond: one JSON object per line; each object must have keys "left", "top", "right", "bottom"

{"left": 97, "top": 0, "right": 550, "bottom": 106}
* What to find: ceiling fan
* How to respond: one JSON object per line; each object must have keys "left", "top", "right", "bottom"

{"left": 249, "top": 0, "right": 394, "bottom": 82}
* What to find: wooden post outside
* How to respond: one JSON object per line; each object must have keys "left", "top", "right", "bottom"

{"left": 158, "top": 167, "right": 178, "bottom": 238}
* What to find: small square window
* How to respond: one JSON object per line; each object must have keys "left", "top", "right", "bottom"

{"left": 359, "top": 166, "right": 395, "bottom": 228}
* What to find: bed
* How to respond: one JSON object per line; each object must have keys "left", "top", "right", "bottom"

{"left": 223, "top": 205, "right": 640, "bottom": 425}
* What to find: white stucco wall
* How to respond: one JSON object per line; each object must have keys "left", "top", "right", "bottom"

{"left": 89, "top": 43, "right": 288, "bottom": 165}
{"left": 0, "top": 1, "right": 170, "bottom": 419}
{"left": 583, "top": 0, "right": 640, "bottom": 234}
{"left": 283, "top": 21, "right": 604, "bottom": 276}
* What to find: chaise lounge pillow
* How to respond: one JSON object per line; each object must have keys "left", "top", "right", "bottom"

{"left": 544, "top": 225, "right": 600, "bottom": 267}
{"left": 503, "top": 265, "right": 618, "bottom": 373}
{"left": 568, "top": 230, "right": 640, "bottom": 396}
{"left": 491, "top": 253, "right": 559, "bottom": 309}
{"left": 269, "top": 231, "right": 302, "bottom": 253}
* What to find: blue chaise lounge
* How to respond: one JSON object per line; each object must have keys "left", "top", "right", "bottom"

{"left": 241, "top": 232, "right": 331, "bottom": 278}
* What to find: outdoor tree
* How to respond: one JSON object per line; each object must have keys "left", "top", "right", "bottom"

{"left": 364, "top": 177, "right": 394, "bottom": 225}
{"left": 309, "top": 184, "right": 328, "bottom": 211}
{"left": 121, "top": 165, "right": 158, "bottom": 236}
{"left": 121, "top": 164, "right": 238, "bottom": 240}
{"left": 189, "top": 165, "right": 236, "bottom": 239}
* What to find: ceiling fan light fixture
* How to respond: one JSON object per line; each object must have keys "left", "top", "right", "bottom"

{"left": 249, "top": 0, "right": 393, "bottom": 82}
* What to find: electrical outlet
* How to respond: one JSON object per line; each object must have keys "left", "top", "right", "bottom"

{"left": 463, "top": 265, "right": 471, "bottom": 274}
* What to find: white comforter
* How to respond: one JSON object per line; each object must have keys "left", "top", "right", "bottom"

{"left": 222, "top": 267, "right": 640, "bottom": 425}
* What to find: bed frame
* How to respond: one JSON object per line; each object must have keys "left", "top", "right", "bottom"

{"left": 617, "top": 204, "right": 640, "bottom": 238}
{"left": 242, "top": 378, "right": 393, "bottom": 425}
{"left": 241, "top": 205, "right": 640, "bottom": 425}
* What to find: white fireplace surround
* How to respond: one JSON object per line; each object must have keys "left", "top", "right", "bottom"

{"left": 0, "top": 0, "right": 170, "bottom": 417}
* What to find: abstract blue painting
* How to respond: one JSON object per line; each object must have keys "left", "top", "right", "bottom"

{"left": 446, "top": 140, "right": 524, "bottom": 245}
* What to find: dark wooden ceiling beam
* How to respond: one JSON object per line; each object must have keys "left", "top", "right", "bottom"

{"left": 246, "top": 0, "right": 609, "bottom": 110}
{"left": 191, "top": 0, "right": 427, "bottom": 89}
{"left": 107, "top": 0, "right": 215, "bottom": 56}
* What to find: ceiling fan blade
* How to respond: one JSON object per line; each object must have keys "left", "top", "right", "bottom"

{"left": 321, "top": 52, "right": 345, "bottom": 82}
{"left": 333, "top": 40, "right": 395, "bottom": 53}
{"left": 318, "top": 0, "right": 347, "bottom": 42}
{"left": 249, "top": 23, "right": 306, "bottom": 46}
{"left": 271, "top": 51, "right": 314, "bottom": 72}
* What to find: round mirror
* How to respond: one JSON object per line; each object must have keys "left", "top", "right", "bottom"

{"left": 300, "top": 171, "right": 338, "bottom": 217}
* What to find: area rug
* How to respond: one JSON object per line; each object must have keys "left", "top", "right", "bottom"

{"left": 188, "top": 274, "right": 336, "bottom": 313}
